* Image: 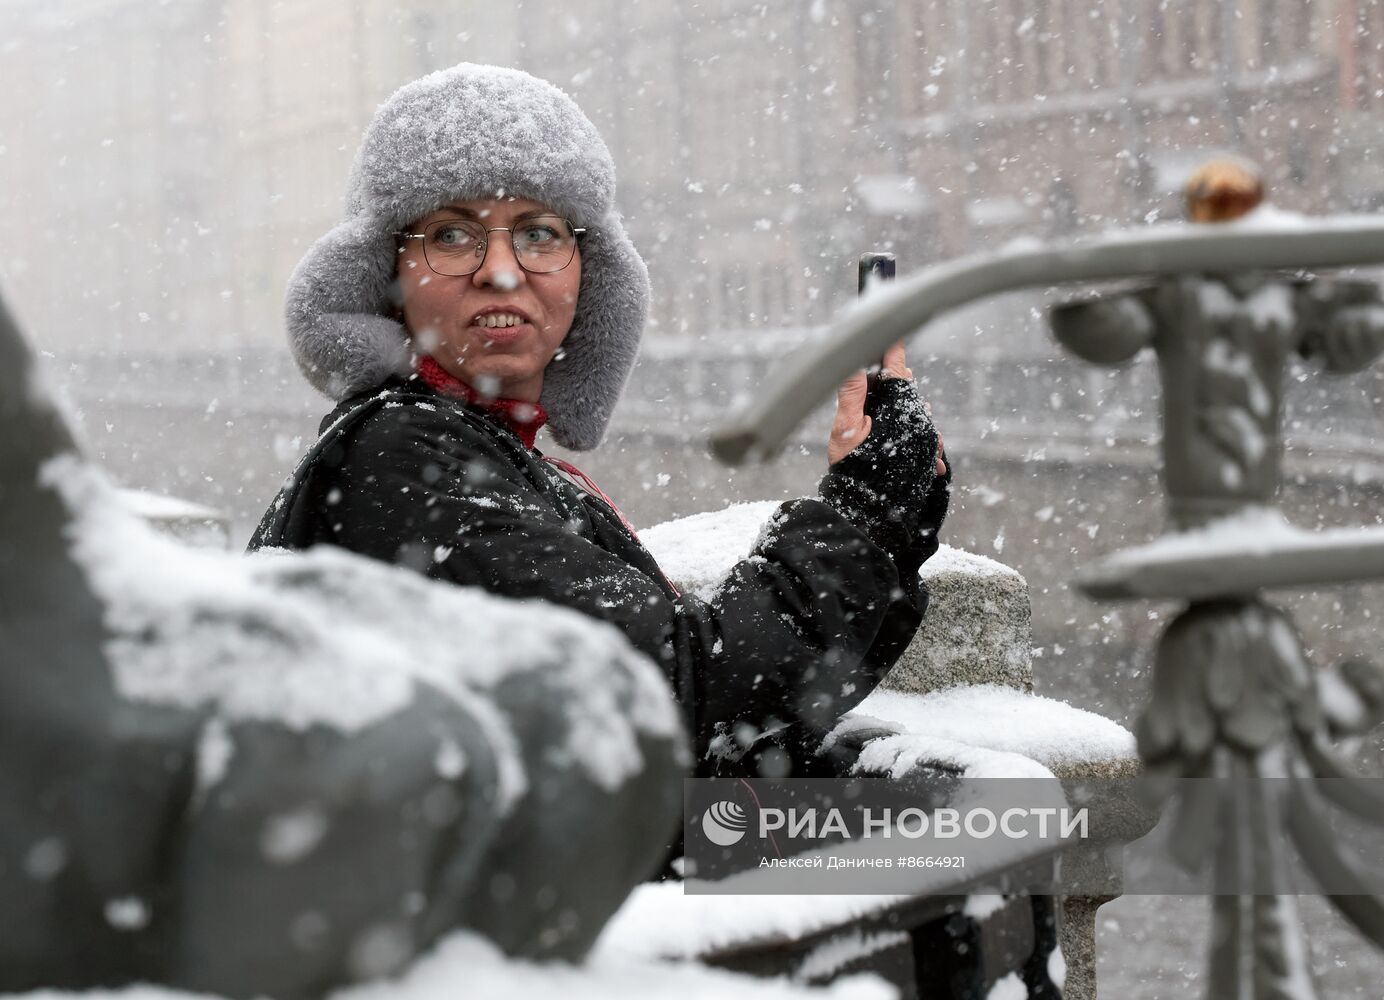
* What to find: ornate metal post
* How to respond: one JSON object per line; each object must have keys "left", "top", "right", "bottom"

{"left": 1052, "top": 159, "right": 1384, "bottom": 999}
{"left": 709, "top": 157, "right": 1384, "bottom": 999}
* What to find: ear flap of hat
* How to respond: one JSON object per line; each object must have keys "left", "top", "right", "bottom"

{"left": 539, "top": 221, "right": 650, "bottom": 451}
{"left": 285, "top": 217, "right": 412, "bottom": 401}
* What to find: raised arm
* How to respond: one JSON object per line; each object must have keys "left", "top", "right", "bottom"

{"left": 318, "top": 404, "right": 937, "bottom": 767}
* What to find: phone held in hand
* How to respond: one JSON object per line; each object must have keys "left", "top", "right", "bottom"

{"left": 858, "top": 251, "right": 896, "bottom": 410}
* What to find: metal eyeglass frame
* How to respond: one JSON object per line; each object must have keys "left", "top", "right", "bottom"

{"left": 397, "top": 216, "right": 588, "bottom": 276}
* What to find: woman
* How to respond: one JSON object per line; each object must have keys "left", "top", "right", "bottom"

{"left": 252, "top": 62, "right": 951, "bottom": 777}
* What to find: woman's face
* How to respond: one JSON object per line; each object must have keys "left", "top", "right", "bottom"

{"left": 396, "top": 196, "right": 582, "bottom": 403}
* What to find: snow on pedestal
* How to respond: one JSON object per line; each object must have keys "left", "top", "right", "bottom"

{"left": 641, "top": 500, "right": 1034, "bottom": 693}
{"left": 640, "top": 500, "right": 786, "bottom": 602}
{"left": 836, "top": 686, "right": 1137, "bottom": 780}
{"left": 642, "top": 501, "right": 1141, "bottom": 782}
{"left": 117, "top": 488, "right": 231, "bottom": 548}
{"left": 340, "top": 934, "right": 896, "bottom": 1000}
{"left": 881, "top": 545, "right": 1033, "bottom": 694}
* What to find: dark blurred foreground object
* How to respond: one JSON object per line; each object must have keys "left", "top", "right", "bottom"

{"left": 0, "top": 289, "right": 685, "bottom": 998}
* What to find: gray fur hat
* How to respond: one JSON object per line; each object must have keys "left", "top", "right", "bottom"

{"left": 284, "top": 63, "right": 649, "bottom": 451}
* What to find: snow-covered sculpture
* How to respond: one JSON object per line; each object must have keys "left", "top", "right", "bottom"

{"left": 0, "top": 293, "right": 686, "bottom": 999}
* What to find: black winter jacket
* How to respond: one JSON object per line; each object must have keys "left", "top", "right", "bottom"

{"left": 251, "top": 374, "right": 950, "bottom": 773}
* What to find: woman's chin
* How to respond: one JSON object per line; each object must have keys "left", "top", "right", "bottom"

{"left": 449, "top": 361, "right": 543, "bottom": 400}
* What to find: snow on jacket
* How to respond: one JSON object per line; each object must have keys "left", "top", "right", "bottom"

{"left": 251, "top": 373, "right": 950, "bottom": 772}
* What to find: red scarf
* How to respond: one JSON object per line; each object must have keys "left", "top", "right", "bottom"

{"left": 411, "top": 356, "right": 678, "bottom": 595}
{"left": 414, "top": 356, "right": 547, "bottom": 450}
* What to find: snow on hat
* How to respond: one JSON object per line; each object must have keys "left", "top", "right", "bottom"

{"left": 284, "top": 63, "right": 649, "bottom": 451}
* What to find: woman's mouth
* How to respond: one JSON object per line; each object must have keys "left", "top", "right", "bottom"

{"left": 472, "top": 311, "right": 529, "bottom": 329}
{"left": 469, "top": 310, "right": 533, "bottom": 343}
{"left": 469, "top": 311, "right": 533, "bottom": 343}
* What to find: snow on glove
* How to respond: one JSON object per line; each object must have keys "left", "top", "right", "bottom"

{"left": 818, "top": 375, "right": 949, "bottom": 572}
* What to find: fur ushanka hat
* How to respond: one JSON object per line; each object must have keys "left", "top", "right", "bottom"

{"left": 284, "top": 63, "right": 650, "bottom": 451}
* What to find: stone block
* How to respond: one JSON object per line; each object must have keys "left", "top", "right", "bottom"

{"left": 889, "top": 545, "right": 1035, "bottom": 694}
{"left": 642, "top": 501, "right": 1036, "bottom": 695}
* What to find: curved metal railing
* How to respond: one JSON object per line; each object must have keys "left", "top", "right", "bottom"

{"left": 710, "top": 217, "right": 1384, "bottom": 464}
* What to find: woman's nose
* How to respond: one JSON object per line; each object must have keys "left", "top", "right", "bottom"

{"left": 471, "top": 234, "right": 526, "bottom": 290}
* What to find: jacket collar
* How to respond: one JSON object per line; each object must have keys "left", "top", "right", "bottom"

{"left": 413, "top": 355, "right": 548, "bottom": 450}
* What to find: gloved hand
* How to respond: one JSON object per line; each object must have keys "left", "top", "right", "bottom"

{"left": 818, "top": 373, "right": 950, "bottom": 572}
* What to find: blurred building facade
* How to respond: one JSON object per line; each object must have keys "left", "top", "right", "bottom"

{"left": 0, "top": 0, "right": 1378, "bottom": 355}
{"left": 521, "top": 0, "right": 1377, "bottom": 339}
{"left": 1336, "top": 0, "right": 1384, "bottom": 211}
{"left": 0, "top": 0, "right": 517, "bottom": 356}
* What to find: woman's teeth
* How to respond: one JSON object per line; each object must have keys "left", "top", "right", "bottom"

{"left": 474, "top": 313, "right": 525, "bottom": 328}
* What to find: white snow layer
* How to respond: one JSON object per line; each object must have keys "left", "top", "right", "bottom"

{"left": 113, "top": 488, "right": 226, "bottom": 524}
{"left": 641, "top": 500, "right": 1017, "bottom": 601}
{"left": 40, "top": 455, "right": 685, "bottom": 807}
{"left": 339, "top": 933, "right": 896, "bottom": 1000}
{"left": 640, "top": 500, "right": 784, "bottom": 600}
{"left": 794, "top": 929, "right": 911, "bottom": 984}
{"left": 842, "top": 724, "right": 1056, "bottom": 781}
{"left": 10, "top": 929, "right": 895, "bottom": 1000}
{"left": 843, "top": 686, "right": 1136, "bottom": 775}
{"left": 963, "top": 894, "right": 1009, "bottom": 921}
{"left": 986, "top": 972, "right": 1027, "bottom": 1000}
{"left": 1100, "top": 505, "right": 1339, "bottom": 563}
{"left": 597, "top": 883, "right": 908, "bottom": 961}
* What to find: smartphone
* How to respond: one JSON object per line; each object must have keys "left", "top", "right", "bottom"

{"left": 857, "top": 251, "right": 896, "bottom": 295}
{"left": 858, "top": 252, "right": 896, "bottom": 405}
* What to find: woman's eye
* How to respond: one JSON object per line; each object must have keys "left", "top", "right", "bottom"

{"left": 433, "top": 225, "right": 477, "bottom": 248}
{"left": 518, "top": 224, "right": 560, "bottom": 245}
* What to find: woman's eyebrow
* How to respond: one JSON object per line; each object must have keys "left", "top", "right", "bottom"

{"left": 434, "top": 206, "right": 554, "bottom": 222}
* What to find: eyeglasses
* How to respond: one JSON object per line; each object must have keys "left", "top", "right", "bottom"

{"left": 398, "top": 215, "right": 586, "bottom": 276}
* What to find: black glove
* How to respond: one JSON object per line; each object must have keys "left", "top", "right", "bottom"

{"left": 818, "top": 375, "right": 950, "bottom": 573}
